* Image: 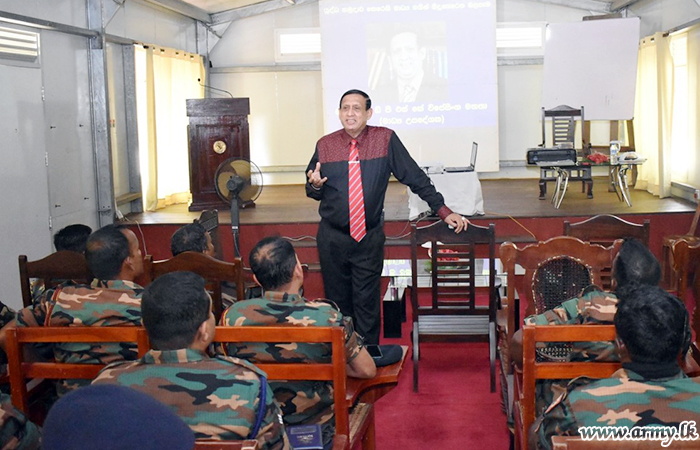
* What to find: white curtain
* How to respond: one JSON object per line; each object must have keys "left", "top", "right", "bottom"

{"left": 135, "top": 45, "right": 205, "bottom": 211}
{"left": 633, "top": 32, "right": 674, "bottom": 198}
{"left": 687, "top": 26, "right": 700, "bottom": 189}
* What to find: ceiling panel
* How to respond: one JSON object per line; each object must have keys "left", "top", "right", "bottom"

{"left": 180, "top": 0, "right": 270, "bottom": 14}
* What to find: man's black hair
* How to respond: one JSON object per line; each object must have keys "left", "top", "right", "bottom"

{"left": 85, "top": 225, "right": 131, "bottom": 280}
{"left": 54, "top": 224, "right": 92, "bottom": 253}
{"left": 614, "top": 285, "right": 690, "bottom": 364}
{"left": 171, "top": 223, "right": 208, "bottom": 256}
{"left": 612, "top": 238, "right": 661, "bottom": 292}
{"left": 339, "top": 89, "right": 372, "bottom": 110}
{"left": 249, "top": 236, "right": 297, "bottom": 291}
{"left": 141, "top": 271, "right": 210, "bottom": 350}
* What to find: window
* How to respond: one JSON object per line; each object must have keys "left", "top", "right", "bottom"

{"left": 0, "top": 25, "right": 40, "bottom": 67}
{"left": 275, "top": 28, "right": 321, "bottom": 63}
{"left": 496, "top": 22, "right": 545, "bottom": 58}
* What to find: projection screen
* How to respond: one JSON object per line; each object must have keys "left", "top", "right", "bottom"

{"left": 318, "top": 0, "right": 499, "bottom": 171}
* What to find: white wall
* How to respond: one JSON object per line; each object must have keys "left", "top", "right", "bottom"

{"left": 106, "top": 0, "right": 198, "bottom": 53}
{"left": 206, "top": 0, "right": 617, "bottom": 183}
{"left": 208, "top": 0, "right": 700, "bottom": 183}
{"left": 209, "top": 2, "right": 321, "bottom": 185}
{"left": 0, "top": 0, "right": 198, "bottom": 309}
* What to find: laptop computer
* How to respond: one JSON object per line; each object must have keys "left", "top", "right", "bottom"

{"left": 444, "top": 142, "right": 478, "bottom": 173}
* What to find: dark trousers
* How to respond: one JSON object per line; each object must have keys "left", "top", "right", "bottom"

{"left": 317, "top": 219, "right": 385, "bottom": 345}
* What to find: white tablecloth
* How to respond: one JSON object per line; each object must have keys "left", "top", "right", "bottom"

{"left": 408, "top": 171, "right": 485, "bottom": 220}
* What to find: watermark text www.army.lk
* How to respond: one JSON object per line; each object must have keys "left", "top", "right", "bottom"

{"left": 578, "top": 421, "right": 699, "bottom": 447}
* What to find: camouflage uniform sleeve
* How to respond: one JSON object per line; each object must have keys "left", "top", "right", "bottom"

{"left": 341, "top": 315, "right": 362, "bottom": 364}
{"left": 535, "top": 377, "right": 593, "bottom": 449}
{"left": 0, "top": 302, "right": 16, "bottom": 329}
{"left": 254, "top": 381, "right": 290, "bottom": 450}
{"left": 0, "top": 394, "right": 41, "bottom": 450}
{"left": 524, "top": 297, "right": 586, "bottom": 326}
{"left": 535, "top": 393, "right": 579, "bottom": 449}
{"left": 16, "top": 288, "right": 53, "bottom": 328}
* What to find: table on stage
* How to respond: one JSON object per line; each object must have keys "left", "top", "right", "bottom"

{"left": 408, "top": 171, "right": 484, "bottom": 219}
{"left": 535, "top": 158, "right": 646, "bottom": 208}
{"left": 346, "top": 345, "right": 408, "bottom": 408}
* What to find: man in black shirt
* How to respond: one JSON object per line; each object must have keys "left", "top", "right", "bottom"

{"left": 306, "top": 89, "right": 467, "bottom": 344}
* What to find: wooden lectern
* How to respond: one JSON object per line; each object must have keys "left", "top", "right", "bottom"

{"left": 186, "top": 98, "right": 251, "bottom": 211}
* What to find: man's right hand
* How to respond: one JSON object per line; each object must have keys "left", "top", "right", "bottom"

{"left": 306, "top": 162, "right": 328, "bottom": 189}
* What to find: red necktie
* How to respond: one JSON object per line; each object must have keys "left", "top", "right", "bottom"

{"left": 348, "top": 139, "right": 367, "bottom": 242}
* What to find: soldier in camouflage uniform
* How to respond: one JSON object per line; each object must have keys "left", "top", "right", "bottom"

{"left": 93, "top": 271, "right": 289, "bottom": 450}
{"left": 0, "top": 393, "right": 40, "bottom": 449}
{"left": 220, "top": 236, "right": 377, "bottom": 449}
{"left": 510, "top": 239, "right": 662, "bottom": 413}
{"left": 534, "top": 285, "right": 700, "bottom": 450}
{"left": 12, "top": 224, "right": 144, "bottom": 395}
{"left": 27, "top": 224, "right": 93, "bottom": 303}
{"left": 170, "top": 222, "right": 215, "bottom": 257}
{"left": 0, "top": 224, "right": 92, "bottom": 368}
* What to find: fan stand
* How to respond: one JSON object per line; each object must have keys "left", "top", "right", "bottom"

{"left": 226, "top": 176, "right": 245, "bottom": 258}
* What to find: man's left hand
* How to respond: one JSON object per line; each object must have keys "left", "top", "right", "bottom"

{"left": 444, "top": 213, "right": 469, "bottom": 233}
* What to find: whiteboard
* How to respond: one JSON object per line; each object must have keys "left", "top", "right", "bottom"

{"left": 542, "top": 18, "right": 640, "bottom": 120}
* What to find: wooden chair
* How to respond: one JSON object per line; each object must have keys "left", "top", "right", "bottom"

{"left": 563, "top": 214, "right": 650, "bottom": 247}
{"left": 144, "top": 252, "right": 244, "bottom": 321}
{"left": 671, "top": 238, "right": 700, "bottom": 324}
{"left": 194, "top": 441, "right": 258, "bottom": 450}
{"left": 518, "top": 325, "right": 621, "bottom": 450}
{"left": 409, "top": 221, "right": 498, "bottom": 392}
{"left": 497, "top": 237, "right": 621, "bottom": 430}
{"left": 5, "top": 326, "right": 147, "bottom": 422}
{"left": 551, "top": 435, "right": 699, "bottom": 449}
{"left": 671, "top": 238, "right": 700, "bottom": 377}
{"left": 539, "top": 105, "right": 588, "bottom": 207}
{"left": 210, "top": 326, "right": 372, "bottom": 450}
{"left": 542, "top": 105, "right": 584, "bottom": 149}
{"left": 18, "top": 251, "right": 92, "bottom": 308}
{"left": 662, "top": 200, "right": 700, "bottom": 289}
{"left": 564, "top": 215, "right": 650, "bottom": 288}
{"left": 499, "top": 237, "right": 622, "bottom": 355}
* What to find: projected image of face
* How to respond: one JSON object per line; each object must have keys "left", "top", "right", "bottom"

{"left": 339, "top": 93, "right": 373, "bottom": 138}
{"left": 390, "top": 32, "right": 425, "bottom": 82}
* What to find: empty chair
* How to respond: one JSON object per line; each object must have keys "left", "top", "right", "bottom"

{"left": 409, "top": 221, "right": 499, "bottom": 392}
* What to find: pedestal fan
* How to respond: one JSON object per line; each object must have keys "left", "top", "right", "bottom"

{"left": 214, "top": 158, "right": 263, "bottom": 257}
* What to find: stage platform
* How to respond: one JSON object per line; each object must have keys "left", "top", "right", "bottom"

{"left": 123, "top": 177, "right": 695, "bottom": 300}
{"left": 124, "top": 177, "right": 692, "bottom": 259}
{"left": 127, "top": 177, "right": 695, "bottom": 226}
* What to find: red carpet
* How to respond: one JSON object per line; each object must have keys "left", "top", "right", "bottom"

{"left": 373, "top": 299, "right": 511, "bottom": 449}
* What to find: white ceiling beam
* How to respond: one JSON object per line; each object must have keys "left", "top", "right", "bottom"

{"left": 142, "top": 0, "right": 212, "bottom": 22}
{"left": 526, "top": 0, "right": 612, "bottom": 13}
{"left": 610, "top": 0, "right": 643, "bottom": 11}
{"left": 211, "top": 0, "right": 317, "bottom": 25}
